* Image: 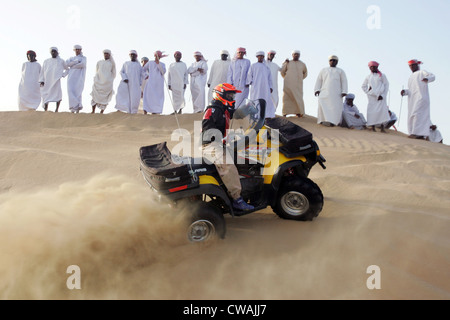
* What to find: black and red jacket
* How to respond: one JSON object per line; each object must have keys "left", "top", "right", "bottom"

{"left": 201, "top": 100, "right": 234, "bottom": 146}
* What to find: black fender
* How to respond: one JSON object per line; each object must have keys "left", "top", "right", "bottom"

{"left": 164, "top": 183, "right": 235, "bottom": 216}
{"left": 267, "top": 160, "right": 309, "bottom": 208}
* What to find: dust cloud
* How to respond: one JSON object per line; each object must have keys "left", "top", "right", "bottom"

{"left": 1, "top": 172, "right": 448, "bottom": 300}
{"left": 0, "top": 174, "right": 193, "bottom": 299}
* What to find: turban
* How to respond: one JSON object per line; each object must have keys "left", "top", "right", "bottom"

{"left": 141, "top": 56, "right": 149, "bottom": 61}
{"left": 27, "top": 50, "right": 36, "bottom": 56}
{"left": 256, "top": 51, "right": 265, "bottom": 57}
{"left": 155, "top": 50, "right": 168, "bottom": 59}
{"left": 129, "top": 50, "right": 138, "bottom": 55}
{"left": 174, "top": 51, "right": 182, "bottom": 56}
{"left": 194, "top": 51, "right": 207, "bottom": 62}
{"left": 73, "top": 44, "right": 82, "bottom": 50}
{"left": 369, "top": 61, "right": 383, "bottom": 77}
{"left": 50, "top": 47, "right": 58, "bottom": 53}
{"left": 268, "top": 50, "right": 276, "bottom": 55}
{"left": 292, "top": 50, "right": 301, "bottom": 55}
{"left": 233, "top": 47, "right": 247, "bottom": 61}
{"left": 408, "top": 59, "right": 422, "bottom": 65}
{"left": 220, "top": 50, "right": 229, "bottom": 56}
{"left": 329, "top": 55, "right": 339, "bottom": 61}
{"left": 345, "top": 93, "right": 355, "bottom": 100}
{"left": 103, "top": 49, "right": 111, "bottom": 54}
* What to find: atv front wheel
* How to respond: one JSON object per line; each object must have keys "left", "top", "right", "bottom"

{"left": 187, "top": 202, "right": 226, "bottom": 242}
{"left": 275, "top": 177, "right": 323, "bottom": 221}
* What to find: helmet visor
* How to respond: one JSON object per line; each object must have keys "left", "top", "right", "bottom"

{"left": 224, "top": 92, "right": 236, "bottom": 102}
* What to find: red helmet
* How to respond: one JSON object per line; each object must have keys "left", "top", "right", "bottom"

{"left": 213, "top": 83, "right": 242, "bottom": 106}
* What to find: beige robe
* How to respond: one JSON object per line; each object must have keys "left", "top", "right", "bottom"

{"left": 281, "top": 60, "right": 308, "bottom": 115}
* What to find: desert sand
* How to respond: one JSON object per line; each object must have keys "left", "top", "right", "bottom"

{"left": 0, "top": 110, "right": 449, "bottom": 300}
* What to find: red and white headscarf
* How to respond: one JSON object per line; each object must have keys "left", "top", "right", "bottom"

{"left": 368, "top": 61, "right": 382, "bottom": 77}
{"left": 233, "top": 47, "right": 247, "bottom": 61}
{"left": 194, "top": 51, "right": 207, "bottom": 62}
{"left": 408, "top": 59, "right": 422, "bottom": 65}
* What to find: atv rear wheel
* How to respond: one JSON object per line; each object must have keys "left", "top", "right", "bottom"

{"left": 187, "top": 202, "right": 226, "bottom": 242}
{"left": 275, "top": 177, "right": 323, "bottom": 221}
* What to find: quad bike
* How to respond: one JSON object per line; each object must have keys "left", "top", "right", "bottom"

{"left": 139, "top": 99, "right": 326, "bottom": 242}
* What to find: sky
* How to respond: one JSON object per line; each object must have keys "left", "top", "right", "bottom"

{"left": 1, "top": 0, "right": 449, "bottom": 143}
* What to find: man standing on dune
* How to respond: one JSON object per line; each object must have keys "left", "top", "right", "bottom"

{"left": 265, "top": 50, "right": 281, "bottom": 110}
{"left": 281, "top": 50, "right": 308, "bottom": 117}
{"left": 207, "top": 50, "right": 230, "bottom": 103}
{"left": 362, "top": 61, "right": 390, "bottom": 133}
{"left": 188, "top": 51, "right": 208, "bottom": 113}
{"left": 18, "top": 50, "right": 41, "bottom": 111}
{"left": 401, "top": 59, "right": 436, "bottom": 140}
{"left": 91, "top": 49, "right": 116, "bottom": 114}
{"left": 227, "top": 47, "right": 251, "bottom": 108}
{"left": 143, "top": 50, "right": 167, "bottom": 115}
{"left": 39, "top": 47, "right": 68, "bottom": 112}
{"left": 168, "top": 51, "right": 188, "bottom": 114}
{"left": 247, "top": 51, "right": 274, "bottom": 118}
{"left": 115, "top": 50, "right": 143, "bottom": 114}
{"left": 66, "top": 45, "right": 87, "bottom": 113}
{"left": 314, "top": 55, "right": 348, "bottom": 127}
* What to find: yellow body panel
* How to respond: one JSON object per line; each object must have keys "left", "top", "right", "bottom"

{"left": 245, "top": 127, "right": 307, "bottom": 184}
{"left": 199, "top": 175, "right": 220, "bottom": 186}
{"left": 198, "top": 126, "right": 308, "bottom": 186}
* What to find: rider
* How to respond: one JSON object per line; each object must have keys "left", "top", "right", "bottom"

{"left": 201, "top": 83, "right": 255, "bottom": 212}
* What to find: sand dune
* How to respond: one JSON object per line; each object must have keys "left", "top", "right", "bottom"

{"left": 0, "top": 110, "right": 449, "bottom": 300}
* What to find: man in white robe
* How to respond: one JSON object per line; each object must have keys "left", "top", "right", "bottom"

{"left": 91, "top": 49, "right": 116, "bottom": 114}
{"left": 265, "top": 50, "right": 281, "bottom": 110}
{"left": 362, "top": 61, "right": 390, "bottom": 132}
{"left": 66, "top": 45, "right": 87, "bottom": 113}
{"left": 168, "top": 51, "right": 188, "bottom": 114}
{"left": 139, "top": 57, "right": 149, "bottom": 113}
{"left": 246, "top": 51, "right": 274, "bottom": 118}
{"left": 340, "top": 94, "right": 367, "bottom": 130}
{"left": 281, "top": 50, "right": 308, "bottom": 117}
{"left": 18, "top": 50, "right": 41, "bottom": 111}
{"left": 39, "top": 47, "right": 68, "bottom": 112}
{"left": 115, "top": 50, "right": 143, "bottom": 114}
{"left": 143, "top": 50, "right": 167, "bottom": 115}
{"left": 207, "top": 50, "right": 230, "bottom": 103}
{"left": 429, "top": 125, "right": 443, "bottom": 143}
{"left": 314, "top": 55, "right": 348, "bottom": 127}
{"left": 401, "top": 59, "right": 436, "bottom": 139}
{"left": 140, "top": 57, "right": 149, "bottom": 95}
{"left": 227, "top": 47, "right": 251, "bottom": 108}
{"left": 381, "top": 110, "right": 397, "bottom": 130}
{"left": 188, "top": 51, "right": 208, "bottom": 113}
